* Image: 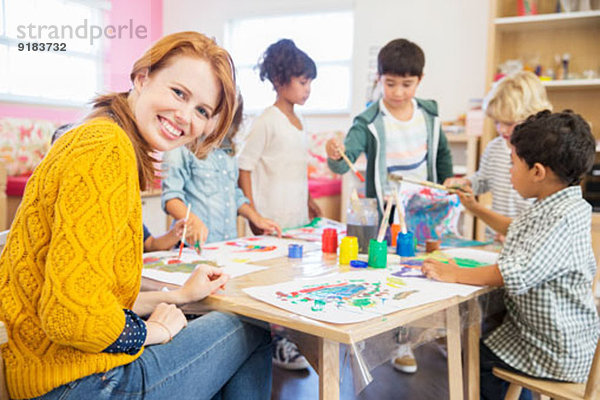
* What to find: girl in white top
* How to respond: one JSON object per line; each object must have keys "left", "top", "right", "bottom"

{"left": 445, "top": 71, "right": 552, "bottom": 239}
{"left": 238, "top": 38, "right": 322, "bottom": 371}
{"left": 238, "top": 39, "right": 322, "bottom": 232}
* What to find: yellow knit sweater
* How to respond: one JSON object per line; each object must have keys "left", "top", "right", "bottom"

{"left": 0, "top": 119, "right": 144, "bottom": 399}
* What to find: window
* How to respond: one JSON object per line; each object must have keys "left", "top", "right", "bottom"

{"left": 225, "top": 11, "right": 353, "bottom": 114}
{"left": 0, "top": 0, "right": 106, "bottom": 106}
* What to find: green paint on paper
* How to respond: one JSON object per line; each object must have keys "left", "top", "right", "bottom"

{"left": 352, "top": 298, "right": 373, "bottom": 309}
{"left": 311, "top": 299, "right": 326, "bottom": 312}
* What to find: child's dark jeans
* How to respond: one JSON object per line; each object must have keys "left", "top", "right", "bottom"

{"left": 480, "top": 340, "right": 532, "bottom": 400}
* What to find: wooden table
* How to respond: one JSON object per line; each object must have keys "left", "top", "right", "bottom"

{"left": 142, "top": 250, "right": 495, "bottom": 400}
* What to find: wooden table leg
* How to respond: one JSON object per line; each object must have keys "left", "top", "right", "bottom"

{"left": 446, "top": 304, "right": 464, "bottom": 400}
{"left": 467, "top": 298, "right": 482, "bottom": 400}
{"left": 318, "top": 338, "right": 340, "bottom": 400}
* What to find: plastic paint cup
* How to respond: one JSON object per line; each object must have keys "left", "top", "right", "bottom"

{"left": 390, "top": 223, "right": 401, "bottom": 247}
{"left": 288, "top": 244, "right": 303, "bottom": 258}
{"left": 321, "top": 228, "right": 338, "bottom": 254}
{"left": 367, "top": 239, "right": 388, "bottom": 268}
{"left": 339, "top": 236, "right": 359, "bottom": 265}
{"left": 396, "top": 231, "right": 416, "bottom": 257}
{"left": 425, "top": 239, "right": 441, "bottom": 253}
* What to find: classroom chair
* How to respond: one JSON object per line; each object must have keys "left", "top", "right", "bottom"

{"left": 0, "top": 229, "right": 10, "bottom": 400}
{"left": 492, "top": 337, "right": 600, "bottom": 400}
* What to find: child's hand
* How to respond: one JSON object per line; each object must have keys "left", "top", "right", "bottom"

{"left": 251, "top": 216, "right": 282, "bottom": 237}
{"left": 308, "top": 197, "right": 322, "bottom": 220}
{"left": 179, "top": 264, "right": 230, "bottom": 303}
{"left": 421, "top": 258, "right": 460, "bottom": 283}
{"left": 325, "top": 138, "right": 344, "bottom": 160}
{"left": 168, "top": 219, "right": 186, "bottom": 240}
{"left": 185, "top": 213, "right": 209, "bottom": 246}
{"left": 455, "top": 186, "right": 478, "bottom": 212}
{"left": 444, "top": 177, "right": 470, "bottom": 190}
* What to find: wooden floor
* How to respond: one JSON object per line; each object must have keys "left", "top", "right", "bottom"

{"left": 272, "top": 341, "right": 449, "bottom": 400}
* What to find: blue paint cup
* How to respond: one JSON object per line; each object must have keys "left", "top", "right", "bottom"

{"left": 396, "top": 231, "right": 415, "bottom": 257}
{"left": 288, "top": 244, "right": 303, "bottom": 258}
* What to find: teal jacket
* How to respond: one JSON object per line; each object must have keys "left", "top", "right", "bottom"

{"left": 328, "top": 98, "right": 453, "bottom": 214}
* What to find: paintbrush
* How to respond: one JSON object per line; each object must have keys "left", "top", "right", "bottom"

{"left": 393, "top": 188, "right": 407, "bottom": 234}
{"left": 388, "top": 174, "right": 472, "bottom": 196}
{"left": 336, "top": 144, "right": 365, "bottom": 182}
{"left": 178, "top": 203, "right": 191, "bottom": 259}
{"left": 376, "top": 200, "right": 393, "bottom": 242}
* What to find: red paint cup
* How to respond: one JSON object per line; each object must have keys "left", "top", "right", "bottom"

{"left": 321, "top": 228, "right": 338, "bottom": 254}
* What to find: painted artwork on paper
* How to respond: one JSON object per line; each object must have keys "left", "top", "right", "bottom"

{"left": 142, "top": 249, "right": 267, "bottom": 286}
{"left": 397, "top": 182, "right": 461, "bottom": 244}
{"left": 391, "top": 248, "right": 499, "bottom": 279}
{"left": 243, "top": 271, "right": 483, "bottom": 324}
{"left": 200, "top": 236, "right": 320, "bottom": 264}
{"left": 282, "top": 217, "right": 347, "bottom": 242}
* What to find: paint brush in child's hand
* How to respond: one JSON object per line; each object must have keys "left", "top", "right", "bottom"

{"left": 388, "top": 174, "right": 472, "bottom": 196}
{"left": 336, "top": 144, "right": 365, "bottom": 182}
{"left": 376, "top": 200, "right": 393, "bottom": 242}
{"left": 178, "top": 203, "right": 192, "bottom": 259}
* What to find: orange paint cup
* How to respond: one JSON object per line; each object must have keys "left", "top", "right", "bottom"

{"left": 390, "top": 223, "right": 401, "bottom": 247}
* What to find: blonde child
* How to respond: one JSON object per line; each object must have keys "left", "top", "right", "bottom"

{"left": 445, "top": 71, "right": 552, "bottom": 239}
{"left": 238, "top": 38, "right": 321, "bottom": 234}
{"left": 162, "top": 95, "right": 281, "bottom": 245}
{"left": 423, "top": 110, "right": 599, "bottom": 400}
{"left": 238, "top": 38, "right": 321, "bottom": 370}
{"left": 0, "top": 32, "right": 272, "bottom": 399}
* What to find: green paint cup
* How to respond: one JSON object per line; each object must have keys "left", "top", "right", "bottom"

{"left": 367, "top": 239, "right": 387, "bottom": 268}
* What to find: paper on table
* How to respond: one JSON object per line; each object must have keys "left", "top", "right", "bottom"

{"left": 243, "top": 271, "right": 483, "bottom": 324}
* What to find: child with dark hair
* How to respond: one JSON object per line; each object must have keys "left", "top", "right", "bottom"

{"left": 238, "top": 39, "right": 321, "bottom": 370}
{"left": 326, "top": 38, "right": 453, "bottom": 205}
{"left": 239, "top": 38, "right": 321, "bottom": 234}
{"left": 163, "top": 94, "right": 281, "bottom": 245}
{"left": 326, "top": 37, "right": 453, "bottom": 374}
{"left": 422, "top": 110, "right": 599, "bottom": 400}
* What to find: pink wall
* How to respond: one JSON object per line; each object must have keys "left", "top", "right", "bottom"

{"left": 0, "top": 0, "right": 163, "bottom": 123}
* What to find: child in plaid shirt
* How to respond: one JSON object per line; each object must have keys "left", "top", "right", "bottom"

{"left": 422, "top": 110, "right": 599, "bottom": 400}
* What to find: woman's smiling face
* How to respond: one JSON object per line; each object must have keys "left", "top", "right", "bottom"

{"left": 131, "top": 55, "right": 221, "bottom": 152}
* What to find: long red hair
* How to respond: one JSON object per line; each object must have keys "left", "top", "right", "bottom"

{"left": 89, "top": 32, "right": 236, "bottom": 190}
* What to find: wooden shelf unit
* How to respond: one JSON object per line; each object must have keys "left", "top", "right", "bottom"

{"left": 479, "top": 0, "right": 600, "bottom": 240}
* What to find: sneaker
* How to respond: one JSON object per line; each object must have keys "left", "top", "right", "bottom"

{"left": 391, "top": 343, "right": 418, "bottom": 373}
{"left": 272, "top": 336, "right": 309, "bottom": 370}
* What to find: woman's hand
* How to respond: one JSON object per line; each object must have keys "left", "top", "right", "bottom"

{"left": 421, "top": 258, "right": 460, "bottom": 283}
{"left": 176, "top": 264, "right": 229, "bottom": 304}
{"left": 144, "top": 302, "right": 187, "bottom": 345}
{"left": 325, "top": 138, "right": 344, "bottom": 160}
{"left": 185, "top": 213, "right": 209, "bottom": 246}
{"left": 250, "top": 215, "right": 282, "bottom": 237}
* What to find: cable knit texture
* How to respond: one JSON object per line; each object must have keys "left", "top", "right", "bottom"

{"left": 0, "top": 118, "right": 144, "bottom": 399}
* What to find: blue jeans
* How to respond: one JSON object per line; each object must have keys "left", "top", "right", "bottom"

{"left": 32, "top": 312, "right": 272, "bottom": 400}
{"left": 480, "top": 340, "right": 532, "bottom": 400}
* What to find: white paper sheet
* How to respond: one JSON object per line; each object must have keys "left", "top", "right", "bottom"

{"left": 243, "top": 271, "right": 483, "bottom": 324}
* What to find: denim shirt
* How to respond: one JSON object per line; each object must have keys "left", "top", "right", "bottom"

{"left": 162, "top": 145, "right": 249, "bottom": 243}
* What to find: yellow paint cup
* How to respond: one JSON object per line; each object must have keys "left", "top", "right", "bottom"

{"left": 339, "top": 236, "right": 359, "bottom": 265}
